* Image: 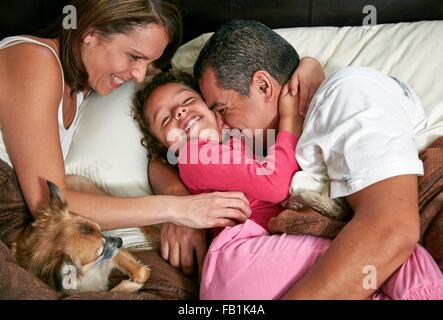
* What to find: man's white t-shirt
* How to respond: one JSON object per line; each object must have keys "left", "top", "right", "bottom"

{"left": 291, "top": 66, "right": 428, "bottom": 198}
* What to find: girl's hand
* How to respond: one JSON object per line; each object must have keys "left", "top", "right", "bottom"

{"left": 278, "top": 83, "right": 299, "bottom": 119}
{"left": 278, "top": 84, "right": 304, "bottom": 137}
{"left": 174, "top": 192, "right": 252, "bottom": 229}
{"left": 288, "top": 57, "right": 325, "bottom": 117}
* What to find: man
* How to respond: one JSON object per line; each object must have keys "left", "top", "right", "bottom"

{"left": 153, "top": 19, "right": 428, "bottom": 298}
{"left": 193, "top": 20, "right": 427, "bottom": 299}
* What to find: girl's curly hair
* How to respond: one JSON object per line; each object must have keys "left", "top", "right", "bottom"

{"left": 132, "top": 69, "right": 200, "bottom": 163}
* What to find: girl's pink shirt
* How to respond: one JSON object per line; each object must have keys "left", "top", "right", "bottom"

{"left": 178, "top": 131, "right": 299, "bottom": 236}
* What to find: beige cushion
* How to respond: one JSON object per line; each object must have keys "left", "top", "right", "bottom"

{"left": 172, "top": 21, "right": 443, "bottom": 151}
{"left": 64, "top": 82, "right": 155, "bottom": 250}
{"left": 65, "top": 81, "right": 151, "bottom": 197}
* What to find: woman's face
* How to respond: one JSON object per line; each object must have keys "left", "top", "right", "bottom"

{"left": 81, "top": 24, "right": 169, "bottom": 95}
{"left": 146, "top": 83, "right": 220, "bottom": 149}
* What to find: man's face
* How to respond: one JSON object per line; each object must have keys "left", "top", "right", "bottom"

{"left": 199, "top": 68, "right": 279, "bottom": 137}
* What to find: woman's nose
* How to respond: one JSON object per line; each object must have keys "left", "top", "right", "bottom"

{"left": 174, "top": 106, "right": 189, "bottom": 120}
{"left": 130, "top": 63, "right": 148, "bottom": 83}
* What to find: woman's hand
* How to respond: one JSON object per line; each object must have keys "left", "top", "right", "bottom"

{"left": 173, "top": 192, "right": 252, "bottom": 229}
{"left": 287, "top": 57, "right": 325, "bottom": 117}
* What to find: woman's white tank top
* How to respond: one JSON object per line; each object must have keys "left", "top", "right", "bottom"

{"left": 0, "top": 36, "right": 85, "bottom": 167}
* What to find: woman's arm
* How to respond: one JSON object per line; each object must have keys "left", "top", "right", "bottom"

{"left": 0, "top": 43, "right": 66, "bottom": 214}
{"left": 0, "top": 44, "right": 251, "bottom": 230}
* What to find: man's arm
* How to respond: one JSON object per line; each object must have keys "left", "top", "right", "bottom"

{"left": 282, "top": 175, "right": 420, "bottom": 299}
{"left": 149, "top": 160, "right": 208, "bottom": 276}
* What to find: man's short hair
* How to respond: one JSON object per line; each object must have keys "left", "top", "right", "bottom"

{"left": 194, "top": 20, "right": 300, "bottom": 96}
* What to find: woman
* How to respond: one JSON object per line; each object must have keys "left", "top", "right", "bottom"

{"left": 0, "top": 0, "right": 324, "bottom": 257}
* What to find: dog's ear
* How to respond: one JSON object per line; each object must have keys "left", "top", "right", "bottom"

{"left": 47, "top": 180, "right": 68, "bottom": 212}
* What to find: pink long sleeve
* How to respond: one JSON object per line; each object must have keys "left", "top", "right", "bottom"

{"left": 178, "top": 131, "right": 299, "bottom": 204}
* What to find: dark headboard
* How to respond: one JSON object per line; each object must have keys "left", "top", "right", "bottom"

{"left": 1, "top": 0, "right": 443, "bottom": 42}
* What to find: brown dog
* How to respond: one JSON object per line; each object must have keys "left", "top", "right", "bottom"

{"left": 12, "top": 181, "right": 150, "bottom": 295}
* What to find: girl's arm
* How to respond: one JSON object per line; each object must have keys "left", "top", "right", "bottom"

{"left": 278, "top": 83, "right": 304, "bottom": 137}
{"left": 179, "top": 135, "right": 299, "bottom": 204}
{"left": 0, "top": 44, "right": 250, "bottom": 230}
{"left": 288, "top": 57, "right": 325, "bottom": 117}
{"left": 179, "top": 85, "right": 305, "bottom": 204}
{"left": 179, "top": 84, "right": 303, "bottom": 204}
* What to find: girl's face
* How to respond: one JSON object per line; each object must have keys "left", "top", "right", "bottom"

{"left": 81, "top": 24, "right": 169, "bottom": 95}
{"left": 146, "top": 82, "right": 220, "bottom": 149}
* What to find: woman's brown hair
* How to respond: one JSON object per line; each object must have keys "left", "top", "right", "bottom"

{"left": 46, "top": 0, "right": 182, "bottom": 93}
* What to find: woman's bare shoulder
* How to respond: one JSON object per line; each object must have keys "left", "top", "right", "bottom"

{"left": 0, "top": 37, "right": 63, "bottom": 108}
{"left": 0, "top": 36, "right": 61, "bottom": 75}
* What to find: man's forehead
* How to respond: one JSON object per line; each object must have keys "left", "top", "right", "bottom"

{"left": 199, "top": 69, "right": 226, "bottom": 103}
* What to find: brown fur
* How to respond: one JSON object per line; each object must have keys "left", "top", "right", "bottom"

{"left": 12, "top": 181, "right": 150, "bottom": 294}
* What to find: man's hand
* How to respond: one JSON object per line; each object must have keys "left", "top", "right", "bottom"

{"left": 161, "top": 223, "right": 208, "bottom": 277}
{"left": 288, "top": 57, "right": 325, "bottom": 117}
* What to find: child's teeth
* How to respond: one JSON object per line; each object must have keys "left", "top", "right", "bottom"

{"left": 185, "top": 117, "right": 201, "bottom": 132}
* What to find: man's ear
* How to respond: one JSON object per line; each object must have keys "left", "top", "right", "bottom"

{"left": 251, "top": 70, "right": 274, "bottom": 101}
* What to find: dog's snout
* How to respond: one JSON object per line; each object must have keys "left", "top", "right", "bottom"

{"left": 105, "top": 236, "right": 123, "bottom": 249}
{"left": 115, "top": 237, "right": 123, "bottom": 248}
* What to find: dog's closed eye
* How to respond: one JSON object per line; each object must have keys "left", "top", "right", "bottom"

{"left": 97, "top": 245, "right": 104, "bottom": 258}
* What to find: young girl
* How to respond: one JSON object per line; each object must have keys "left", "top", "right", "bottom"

{"left": 133, "top": 70, "right": 443, "bottom": 300}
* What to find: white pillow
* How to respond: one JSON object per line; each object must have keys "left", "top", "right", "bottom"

{"left": 65, "top": 81, "right": 151, "bottom": 197}
{"left": 171, "top": 20, "right": 443, "bottom": 197}
{"left": 65, "top": 81, "right": 157, "bottom": 251}
{"left": 172, "top": 21, "right": 443, "bottom": 150}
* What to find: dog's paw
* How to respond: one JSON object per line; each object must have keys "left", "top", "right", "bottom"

{"left": 111, "top": 280, "right": 143, "bottom": 293}
{"left": 132, "top": 264, "right": 151, "bottom": 284}
{"left": 298, "top": 191, "right": 349, "bottom": 221}
{"left": 287, "top": 194, "right": 309, "bottom": 211}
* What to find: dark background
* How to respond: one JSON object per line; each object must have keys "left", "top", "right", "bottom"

{"left": 1, "top": 0, "right": 443, "bottom": 43}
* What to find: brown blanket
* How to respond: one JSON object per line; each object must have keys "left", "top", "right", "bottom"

{"left": 270, "top": 137, "right": 443, "bottom": 271}
{"left": 2, "top": 138, "right": 442, "bottom": 298}
{"left": 0, "top": 159, "right": 198, "bottom": 300}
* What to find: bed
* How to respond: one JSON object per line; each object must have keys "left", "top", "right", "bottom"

{"left": 0, "top": 0, "right": 442, "bottom": 300}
